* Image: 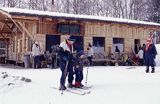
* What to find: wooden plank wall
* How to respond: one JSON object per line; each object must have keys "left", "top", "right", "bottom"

{"left": 84, "top": 21, "right": 157, "bottom": 55}
{"left": 6, "top": 16, "right": 160, "bottom": 62}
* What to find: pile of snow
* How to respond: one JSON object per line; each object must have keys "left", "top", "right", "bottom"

{"left": 0, "top": 66, "right": 160, "bottom": 104}
{"left": 155, "top": 44, "right": 160, "bottom": 66}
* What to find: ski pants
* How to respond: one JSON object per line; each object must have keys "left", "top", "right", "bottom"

{"left": 87, "top": 56, "right": 93, "bottom": 66}
{"left": 75, "top": 68, "right": 83, "bottom": 82}
{"left": 33, "top": 55, "right": 40, "bottom": 69}
{"left": 59, "top": 60, "right": 74, "bottom": 86}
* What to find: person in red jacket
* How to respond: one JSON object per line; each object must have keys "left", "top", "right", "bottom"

{"left": 145, "top": 38, "right": 157, "bottom": 73}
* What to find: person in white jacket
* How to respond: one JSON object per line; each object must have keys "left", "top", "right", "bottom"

{"left": 136, "top": 47, "right": 144, "bottom": 66}
{"left": 87, "top": 43, "right": 94, "bottom": 66}
{"left": 32, "top": 41, "right": 41, "bottom": 68}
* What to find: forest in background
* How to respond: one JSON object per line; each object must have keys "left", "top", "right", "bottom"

{"left": 0, "top": 0, "right": 160, "bottom": 23}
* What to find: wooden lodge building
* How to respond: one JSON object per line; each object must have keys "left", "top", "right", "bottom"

{"left": 0, "top": 7, "right": 160, "bottom": 65}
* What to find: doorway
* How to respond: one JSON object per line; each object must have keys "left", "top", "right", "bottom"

{"left": 113, "top": 38, "right": 124, "bottom": 53}
{"left": 71, "top": 36, "right": 84, "bottom": 52}
{"left": 134, "top": 39, "right": 140, "bottom": 54}
{"left": 93, "top": 37, "right": 105, "bottom": 53}
{"left": 46, "top": 35, "right": 60, "bottom": 53}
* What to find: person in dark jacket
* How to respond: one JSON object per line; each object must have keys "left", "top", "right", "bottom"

{"left": 142, "top": 44, "right": 146, "bottom": 65}
{"left": 58, "top": 36, "right": 75, "bottom": 90}
{"left": 73, "top": 51, "right": 85, "bottom": 88}
{"left": 145, "top": 38, "right": 157, "bottom": 73}
{"left": 115, "top": 45, "right": 120, "bottom": 53}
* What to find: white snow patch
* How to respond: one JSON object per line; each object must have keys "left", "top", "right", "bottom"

{"left": 155, "top": 44, "right": 160, "bottom": 66}
{"left": 0, "top": 66, "right": 160, "bottom": 104}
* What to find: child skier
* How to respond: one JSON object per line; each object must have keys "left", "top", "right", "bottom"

{"left": 73, "top": 51, "right": 85, "bottom": 88}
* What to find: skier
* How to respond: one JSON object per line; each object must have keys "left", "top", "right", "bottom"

{"left": 136, "top": 46, "right": 144, "bottom": 66}
{"left": 73, "top": 51, "right": 85, "bottom": 88}
{"left": 32, "top": 41, "right": 41, "bottom": 69}
{"left": 87, "top": 43, "right": 94, "bottom": 66}
{"left": 58, "top": 36, "right": 75, "bottom": 90}
{"left": 145, "top": 38, "right": 157, "bottom": 73}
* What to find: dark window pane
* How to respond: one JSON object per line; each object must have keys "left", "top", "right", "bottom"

{"left": 58, "top": 24, "right": 80, "bottom": 35}
{"left": 93, "top": 37, "right": 105, "bottom": 47}
{"left": 58, "top": 24, "right": 69, "bottom": 34}
{"left": 70, "top": 25, "right": 80, "bottom": 34}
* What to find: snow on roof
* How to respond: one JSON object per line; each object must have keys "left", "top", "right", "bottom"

{"left": 1, "top": 7, "right": 160, "bottom": 27}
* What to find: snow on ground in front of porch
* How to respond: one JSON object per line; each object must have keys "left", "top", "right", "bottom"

{"left": 0, "top": 66, "right": 160, "bottom": 104}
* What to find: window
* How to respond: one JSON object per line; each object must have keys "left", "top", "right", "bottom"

{"left": 113, "top": 38, "right": 124, "bottom": 52}
{"left": 0, "top": 40, "right": 6, "bottom": 56}
{"left": 58, "top": 24, "right": 81, "bottom": 35}
{"left": 58, "top": 24, "right": 69, "bottom": 34}
{"left": 93, "top": 37, "right": 105, "bottom": 53}
{"left": 93, "top": 37, "right": 105, "bottom": 47}
{"left": 69, "top": 24, "right": 80, "bottom": 34}
{"left": 46, "top": 35, "right": 60, "bottom": 53}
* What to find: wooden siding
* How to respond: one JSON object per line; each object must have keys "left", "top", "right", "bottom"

{"left": 1, "top": 15, "right": 159, "bottom": 62}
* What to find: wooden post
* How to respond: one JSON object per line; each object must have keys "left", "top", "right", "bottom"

{"left": 17, "top": 22, "right": 34, "bottom": 39}
{"left": 22, "top": 22, "right": 25, "bottom": 56}
{"left": 15, "top": 33, "right": 18, "bottom": 62}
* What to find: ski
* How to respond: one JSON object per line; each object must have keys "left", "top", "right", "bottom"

{"left": 50, "top": 87, "right": 86, "bottom": 95}
{"left": 66, "top": 88, "right": 86, "bottom": 95}
{"left": 126, "top": 66, "right": 136, "bottom": 69}
{"left": 80, "top": 85, "right": 92, "bottom": 90}
{"left": 71, "top": 87, "right": 91, "bottom": 94}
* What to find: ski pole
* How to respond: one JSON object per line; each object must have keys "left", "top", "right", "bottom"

{"left": 61, "top": 61, "right": 69, "bottom": 95}
{"left": 85, "top": 65, "right": 89, "bottom": 85}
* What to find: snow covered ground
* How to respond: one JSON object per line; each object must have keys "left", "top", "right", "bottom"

{"left": 0, "top": 66, "right": 160, "bottom": 104}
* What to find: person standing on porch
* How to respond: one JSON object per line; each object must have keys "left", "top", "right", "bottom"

{"left": 145, "top": 38, "right": 157, "bottom": 73}
{"left": 87, "top": 43, "right": 94, "bottom": 66}
{"left": 136, "top": 46, "right": 144, "bottom": 66}
{"left": 32, "top": 41, "right": 41, "bottom": 69}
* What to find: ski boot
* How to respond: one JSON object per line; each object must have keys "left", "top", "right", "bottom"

{"left": 146, "top": 67, "right": 149, "bottom": 73}
{"left": 79, "top": 83, "right": 84, "bottom": 87}
{"left": 67, "top": 83, "right": 74, "bottom": 88}
{"left": 59, "top": 84, "right": 66, "bottom": 90}
{"left": 74, "top": 82, "right": 82, "bottom": 88}
{"left": 151, "top": 67, "right": 155, "bottom": 73}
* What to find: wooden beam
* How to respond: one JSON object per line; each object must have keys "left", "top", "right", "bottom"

{"left": 22, "top": 23, "right": 25, "bottom": 54}
{"left": 0, "top": 33, "right": 8, "bottom": 42}
{"left": 0, "top": 23, "right": 5, "bottom": 30}
{"left": 0, "top": 9, "right": 12, "bottom": 18}
{"left": 0, "top": 30, "right": 12, "bottom": 34}
{"left": 0, "top": 20, "right": 13, "bottom": 23}
{"left": 17, "top": 22, "right": 34, "bottom": 39}
{"left": 12, "top": 16, "right": 39, "bottom": 20}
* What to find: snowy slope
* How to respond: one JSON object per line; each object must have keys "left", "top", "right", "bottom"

{"left": 0, "top": 66, "right": 160, "bottom": 104}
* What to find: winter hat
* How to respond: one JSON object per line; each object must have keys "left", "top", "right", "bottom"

{"left": 68, "top": 36, "right": 75, "bottom": 42}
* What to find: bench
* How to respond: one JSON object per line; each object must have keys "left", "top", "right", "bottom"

{"left": 92, "top": 53, "right": 110, "bottom": 65}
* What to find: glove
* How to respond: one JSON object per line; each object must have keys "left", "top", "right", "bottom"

{"left": 153, "top": 55, "right": 156, "bottom": 59}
